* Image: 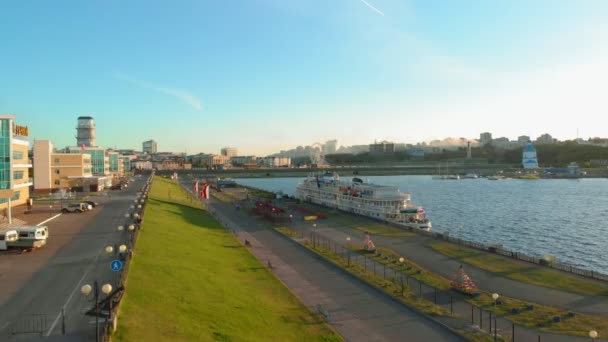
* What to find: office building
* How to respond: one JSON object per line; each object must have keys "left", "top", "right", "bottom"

{"left": 0, "top": 115, "right": 32, "bottom": 214}
{"left": 143, "top": 140, "right": 158, "bottom": 154}
{"left": 369, "top": 141, "right": 395, "bottom": 155}
{"left": 480, "top": 132, "right": 493, "bottom": 146}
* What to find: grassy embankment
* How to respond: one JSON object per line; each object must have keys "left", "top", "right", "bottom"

{"left": 428, "top": 242, "right": 608, "bottom": 297}
{"left": 114, "top": 177, "right": 341, "bottom": 342}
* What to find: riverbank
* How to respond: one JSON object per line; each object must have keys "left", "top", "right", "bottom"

{"left": 113, "top": 177, "right": 341, "bottom": 342}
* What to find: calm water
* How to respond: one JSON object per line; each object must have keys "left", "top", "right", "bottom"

{"left": 235, "top": 176, "right": 608, "bottom": 274}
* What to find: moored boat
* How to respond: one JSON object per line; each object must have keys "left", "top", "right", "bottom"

{"left": 296, "top": 173, "right": 431, "bottom": 231}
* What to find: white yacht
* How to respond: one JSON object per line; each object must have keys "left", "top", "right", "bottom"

{"left": 296, "top": 173, "right": 431, "bottom": 231}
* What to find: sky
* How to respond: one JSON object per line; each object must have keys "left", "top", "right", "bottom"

{"left": 1, "top": 0, "right": 608, "bottom": 155}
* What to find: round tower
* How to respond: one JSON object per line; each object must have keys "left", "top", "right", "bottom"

{"left": 76, "top": 116, "right": 96, "bottom": 147}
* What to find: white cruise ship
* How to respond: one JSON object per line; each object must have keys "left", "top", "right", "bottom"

{"left": 296, "top": 173, "right": 431, "bottom": 231}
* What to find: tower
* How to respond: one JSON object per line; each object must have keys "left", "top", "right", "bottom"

{"left": 522, "top": 142, "right": 539, "bottom": 169}
{"left": 76, "top": 116, "right": 96, "bottom": 147}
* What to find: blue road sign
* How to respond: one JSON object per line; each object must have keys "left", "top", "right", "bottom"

{"left": 111, "top": 260, "right": 123, "bottom": 272}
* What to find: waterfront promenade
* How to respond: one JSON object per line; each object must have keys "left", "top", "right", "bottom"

{"left": 303, "top": 221, "right": 608, "bottom": 317}
{"left": 202, "top": 198, "right": 463, "bottom": 342}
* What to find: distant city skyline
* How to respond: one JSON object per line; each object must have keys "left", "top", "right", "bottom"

{"left": 2, "top": 1, "right": 608, "bottom": 155}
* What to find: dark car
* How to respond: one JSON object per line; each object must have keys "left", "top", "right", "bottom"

{"left": 110, "top": 184, "right": 123, "bottom": 190}
{"left": 84, "top": 200, "right": 99, "bottom": 208}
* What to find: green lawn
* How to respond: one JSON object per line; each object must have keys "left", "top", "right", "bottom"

{"left": 428, "top": 242, "right": 608, "bottom": 297}
{"left": 114, "top": 177, "right": 341, "bottom": 342}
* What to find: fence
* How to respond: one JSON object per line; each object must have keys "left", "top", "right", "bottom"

{"left": 306, "top": 231, "right": 590, "bottom": 342}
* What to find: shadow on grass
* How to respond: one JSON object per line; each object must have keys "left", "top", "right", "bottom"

{"left": 150, "top": 197, "right": 225, "bottom": 231}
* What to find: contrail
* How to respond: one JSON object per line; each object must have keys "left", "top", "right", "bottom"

{"left": 359, "top": 0, "right": 385, "bottom": 16}
{"left": 112, "top": 72, "right": 203, "bottom": 111}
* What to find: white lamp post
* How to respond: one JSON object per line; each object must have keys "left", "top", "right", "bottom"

{"left": 81, "top": 281, "right": 113, "bottom": 342}
{"left": 117, "top": 225, "right": 124, "bottom": 231}
{"left": 589, "top": 330, "right": 598, "bottom": 341}
{"left": 118, "top": 245, "right": 127, "bottom": 253}
{"left": 128, "top": 224, "right": 135, "bottom": 231}
{"left": 492, "top": 293, "right": 499, "bottom": 341}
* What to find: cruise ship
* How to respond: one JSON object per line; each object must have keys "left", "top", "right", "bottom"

{"left": 296, "top": 173, "right": 431, "bottom": 231}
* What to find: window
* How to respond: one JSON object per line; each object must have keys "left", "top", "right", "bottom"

{"left": 13, "top": 151, "right": 24, "bottom": 160}
{"left": 55, "top": 169, "right": 60, "bottom": 174}
{"left": 54, "top": 180, "right": 60, "bottom": 185}
{"left": 54, "top": 158, "right": 60, "bottom": 163}
{"left": 13, "top": 171, "right": 24, "bottom": 180}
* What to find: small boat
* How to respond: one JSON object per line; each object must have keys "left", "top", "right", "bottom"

{"left": 463, "top": 173, "right": 479, "bottom": 179}
{"left": 487, "top": 175, "right": 506, "bottom": 180}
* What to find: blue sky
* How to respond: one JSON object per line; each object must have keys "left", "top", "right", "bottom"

{"left": 1, "top": 0, "right": 608, "bottom": 155}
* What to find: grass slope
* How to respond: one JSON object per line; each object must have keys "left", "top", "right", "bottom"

{"left": 114, "top": 177, "right": 340, "bottom": 342}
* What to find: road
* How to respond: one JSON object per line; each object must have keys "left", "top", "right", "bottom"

{"left": 0, "top": 176, "right": 149, "bottom": 341}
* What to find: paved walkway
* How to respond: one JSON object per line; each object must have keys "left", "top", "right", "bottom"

{"left": 205, "top": 199, "right": 464, "bottom": 342}
{"left": 303, "top": 219, "right": 608, "bottom": 317}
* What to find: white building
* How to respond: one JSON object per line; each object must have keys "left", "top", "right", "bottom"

{"left": 135, "top": 161, "right": 154, "bottom": 170}
{"left": 261, "top": 157, "right": 291, "bottom": 168}
{"left": 221, "top": 147, "right": 237, "bottom": 157}
{"left": 323, "top": 140, "right": 337, "bottom": 155}
{"left": 535, "top": 133, "right": 556, "bottom": 144}
{"left": 480, "top": 132, "right": 492, "bottom": 146}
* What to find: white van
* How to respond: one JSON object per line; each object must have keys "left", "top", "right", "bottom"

{"left": 9, "top": 226, "right": 48, "bottom": 249}
{"left": 0, "top": 229, "right": 19, "bottom": 250}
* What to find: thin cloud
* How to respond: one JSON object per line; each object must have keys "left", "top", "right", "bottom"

{"left": 112, "top": 72, "right": 202, "bottom": 110}
{"left": 359, "top": 0, "right": 384, "bottom": 16}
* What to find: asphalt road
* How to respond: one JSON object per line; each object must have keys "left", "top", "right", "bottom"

{"left": 180, "top": 175, "right": 464, "bottom": 342}
{"left": 0, "top": 176, "right": 149, "bottom": 341}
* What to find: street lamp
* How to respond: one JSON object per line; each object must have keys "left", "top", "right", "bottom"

{"left": 105, "top": 246, "right": 114, "bottom": 254}
{"left": 399, "top": 257, "right": 405, "bottom": 269}
{"left": 124, "top": 213, "right": 130, "bottom": 218}
{"left": 81, "top": 281, "right": 113, "bottom": 342}
{"left": 117, "top": 225, "right": 124, "bottom": 232}
{"left": 312, "top": 223, "right": 317, "bottom": 248}
{"left": 589, "top": 330, "right": 598, "bottom": 341}
{"left": 346, "top": 236, "right": 351, "bottom": 266}
{"left": 118, "top": 244, "right": 127, "bottom": 253}
{"left": 492, "top": 293, "right": 499, "bottom": 341}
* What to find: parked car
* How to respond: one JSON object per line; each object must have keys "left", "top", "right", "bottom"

{"left": 62, "top": 203, "right": 86, "bottom": 213}
{"left": 84, "top": 200, "right": 98, "bottom": 208}
{"left": 110, "top": 184, "right": 123, "bottom": 190}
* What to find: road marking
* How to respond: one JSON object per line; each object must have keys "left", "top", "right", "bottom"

{"left": 45, "top": 241, "right": 112, "bottom": 336}
{"left": 37, "top": 213, "right": 62, "bottom": 226}
{"left": 45, "top": 268, "right": 92, "bottom": 336}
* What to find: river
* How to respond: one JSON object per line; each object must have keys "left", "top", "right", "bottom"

{"left": 234, "top": 175, "right": 608, "bottom": 274}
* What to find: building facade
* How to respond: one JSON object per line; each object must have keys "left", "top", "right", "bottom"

{"left": 480, "top": 132, "right": 493, "bottom": 146}
{"left": 220, "top": 147, "right": 237, "bottom": 157}
{"left": 0, "top": 115, "right": 32, "bottom": 211}
{"left": 369, "top": 141, "right": 395, "bottom": 155}
{"left": 260, "top": 157, "right": 291, "bottom": 168}
{"left": 143, "top": 140, "right": 158, "bottom": 154}
{"left": 536, "top": 133, "right": 556, "bottom": 144}
{"left": 33, "top": 140, "right": 105, "bottom": 192}
{"left": 323, "top": 140, "right": 337, "bottom": 155}
{"left": 67, "top": 146, "right": 107, "bottom": 175}
{"left": 231, "top": 155, "right": 257, "bottom": 166}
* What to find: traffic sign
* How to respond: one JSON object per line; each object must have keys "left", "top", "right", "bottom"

{"left": 111, "top": 260, "right": 123, "bottom": 272}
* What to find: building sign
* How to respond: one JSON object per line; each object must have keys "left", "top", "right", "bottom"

{"left": 13, "top": 124, "right": 29, "bottom": 137}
